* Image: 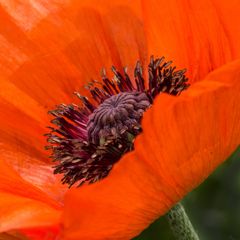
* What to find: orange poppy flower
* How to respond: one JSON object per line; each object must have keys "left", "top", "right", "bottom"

{"left": 0, "top": 0, "right": 239, "bottom": 239}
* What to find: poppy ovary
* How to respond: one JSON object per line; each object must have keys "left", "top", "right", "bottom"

{"left": 87, "top": 91, "right": 151, "bottom": 145}
{"left": 46, "top": 56, "right": 190, "bottom": 187}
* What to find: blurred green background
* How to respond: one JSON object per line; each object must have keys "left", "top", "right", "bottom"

{"left": 133, "top": 147, "right": 240, "bottom": 240}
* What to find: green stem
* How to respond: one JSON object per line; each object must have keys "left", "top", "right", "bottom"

{"left": 166, "top": 202, "right": 200, "bottom": 240}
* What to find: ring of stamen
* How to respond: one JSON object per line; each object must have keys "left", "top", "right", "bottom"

{"left": 46, "top": 56, "right": 189, "bottom": 187}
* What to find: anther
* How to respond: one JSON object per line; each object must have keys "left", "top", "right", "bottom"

{"left": 46, "top": 56, "right": 189, "bottom": 187}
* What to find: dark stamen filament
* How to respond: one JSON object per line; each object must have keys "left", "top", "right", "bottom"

{"left": 46, "top": 56, "right": 189, "bottom": 187}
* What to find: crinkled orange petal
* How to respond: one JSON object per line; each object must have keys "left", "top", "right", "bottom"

{"left": 0, "top": 150, "right": 66, "bottom": 204}
{"left": 0, "top": 159, "right": 62, "bottom": 208}
{"left": 20, "top": 226, "right": 60, "bottom": 240}
{"left": 0, "top": 231, "right": 28, "bottom": 240}
{"left": 0, "top": 80, "right": 67, "bottom": 201}
{"left": 0, "top": 81, "right": 48, "bottom": 160}
{"left": 142, "top": 0, "right": 240, "bottom": 82}
{"left": 0, "top": 192, "right": 61, "bottom": 233}
{"left": 63, "top": 60, "right": 240, "bottom": 240}
{"left": 0, "top": 158, "right": 62, "bottom": 233}
{"left": 0, "top": 0, "right": 145, "bottom": 106}
{"left": 211, "top": 0, "right": 240, "bottom": 59}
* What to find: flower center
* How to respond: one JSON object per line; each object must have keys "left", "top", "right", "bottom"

{"left": 46, "top": 56, "right": 189, "bottom": 187}
{"left": 87, "top": 91, "right": 150, "bottom": 144}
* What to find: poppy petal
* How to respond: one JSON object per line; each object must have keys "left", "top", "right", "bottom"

{"left": 0, "top": 80, "right": 67, "bottom": 201}
{"left": 211, "top": 0, "right": 240, "bottom": 58}
{"left": 142, "top": 0, "right": 240, "bottom": 82}
{"left": 0, "top": 80, "right": 49, "bottom": 159}
{"left": 20, "top": 225, "right": 60, "bottom": 240}
{"left": 63, "top": 60, "right": 240, "bottom": 240}
{"left": 0, "top": 231, "right": 28, "bottom": 240}
{"left": 0, "top": 158, "right": 63, "bottom": 208}
{"left": 0, "top": 192, "right": 61, "bottom": 233}
{"left": 1, "top": 0, "right": 145, "bottom": 107}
